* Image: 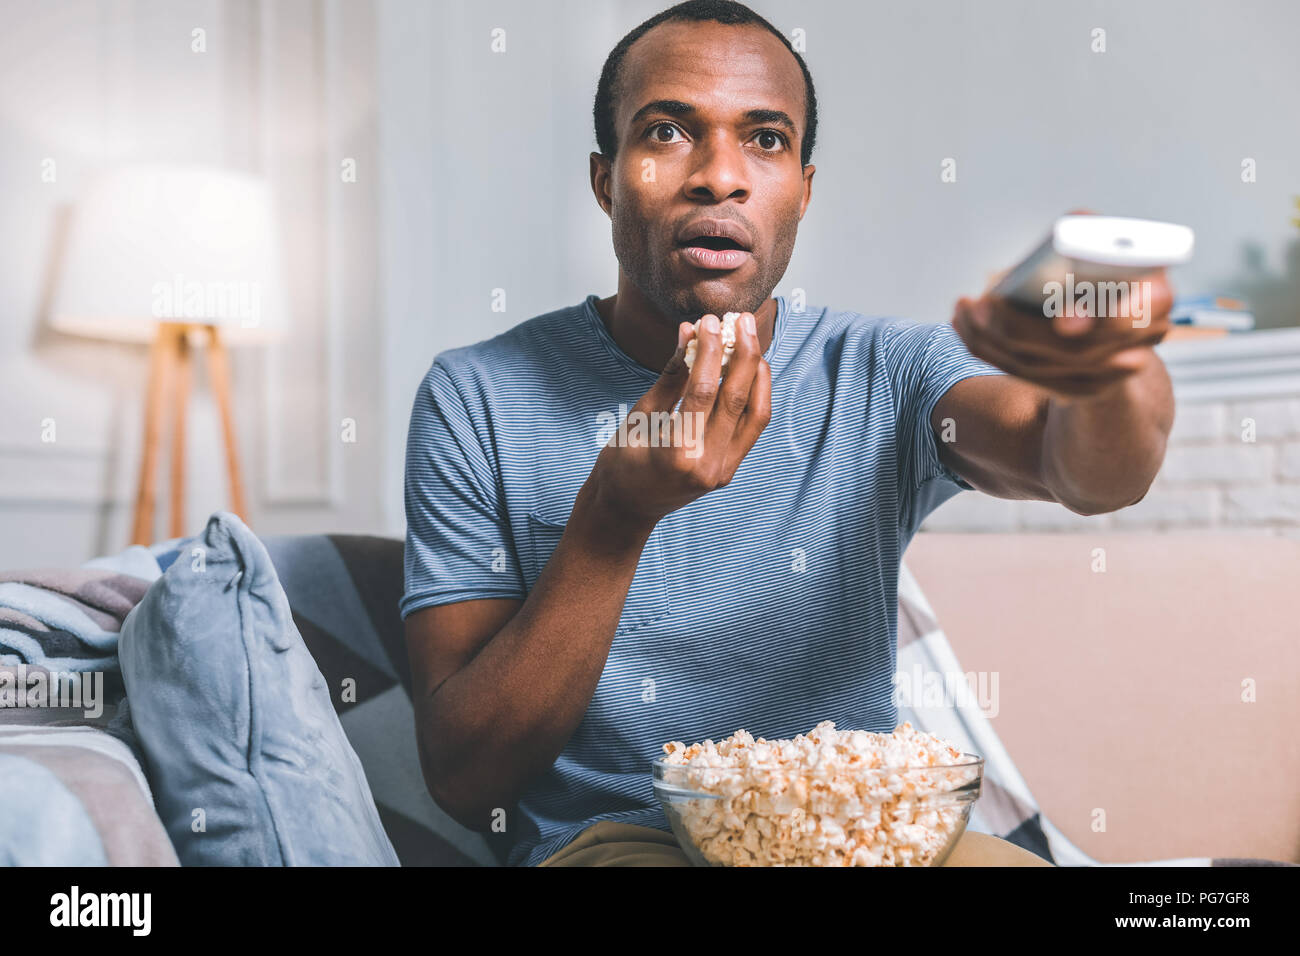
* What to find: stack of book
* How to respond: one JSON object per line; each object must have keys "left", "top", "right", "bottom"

{"left": 1166, "top": 295, "right": 1255, "bottom": 339}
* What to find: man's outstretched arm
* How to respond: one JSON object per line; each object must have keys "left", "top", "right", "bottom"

{"left": 934, "top": 270, "right": 1176, "bottom": 516}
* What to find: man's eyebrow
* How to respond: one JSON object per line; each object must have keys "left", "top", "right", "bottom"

{"left": 629, "top": 99, "right": 695, "bottom": 125}
{"left": 742, "top": 108, "right": 798, "bottom": 137}
{"left": 629, "top": 100, "right": 799, "bottom": 137}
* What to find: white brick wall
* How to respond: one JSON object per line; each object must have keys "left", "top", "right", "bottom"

{"left": 921, "top": 343, "right": 1300, "bottom": 536}
{"left": 1165, "top": 402, "right": 1224, "bottom": 442}
{"left": 1224, "top": 485, "right": 1300, "bottom": 525}
{"left": 1230, "top": 398, "right": 1300, "bottom": 441}
{"left": 1159, "top": 444, "right": 1274, "bottom": 484}
{"left": 1279, "top": 442, "right": 1300, "bottom": 480}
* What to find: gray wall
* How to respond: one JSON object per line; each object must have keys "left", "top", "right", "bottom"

{"left": 3, "top": 0, "right": 1298, "bottom": 565}
{"left": 377, "top": 0, "right": 1300, "bottom": 526}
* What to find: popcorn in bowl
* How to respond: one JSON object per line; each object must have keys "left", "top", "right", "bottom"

{"left": 653, "top": 721, "right": 982, "bottom": 867}
{"left": 683, "top": 312, "right": 741, "bottom": 371}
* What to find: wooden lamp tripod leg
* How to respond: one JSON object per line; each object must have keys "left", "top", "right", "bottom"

{"left": 131, "top": 324, "right": 178, "bottom": 547}
{"left": 130, "top": 323, "right": 248, "bottom": 547}
{"left": 206, "top": 325, "right": 248, "bottom": 524}
{"left": 169, "top": 325, "right": 193, "bottom": 538}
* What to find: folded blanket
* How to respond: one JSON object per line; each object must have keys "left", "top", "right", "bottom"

{"left": 0, "top": 543, "right": 171, "bottom": 701}
{"left": 0, "top": 724, "right": 178, "bottom": 865}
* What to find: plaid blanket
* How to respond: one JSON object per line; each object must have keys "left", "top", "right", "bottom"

{"left": 2, "top": 528, "right": 1293, "bottom": 866}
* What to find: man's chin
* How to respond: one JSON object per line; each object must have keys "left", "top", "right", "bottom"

{"left": 664, "top": 279, "right": 765, "bottom": 322}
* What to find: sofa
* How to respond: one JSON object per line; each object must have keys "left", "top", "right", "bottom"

{"left": 904, "top": 531, "right": 1300, "bottom": 865}
{"left": 2, "top": 525, "right": 1295, "bottom": 866}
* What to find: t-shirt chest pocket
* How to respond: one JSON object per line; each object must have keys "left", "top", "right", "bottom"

{"left": 522, "top": 509, "right": 671, "bottom": 636}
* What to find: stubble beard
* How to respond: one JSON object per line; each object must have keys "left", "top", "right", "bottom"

{"left": 610, "top": 204, "right": 799, "bottom": 327}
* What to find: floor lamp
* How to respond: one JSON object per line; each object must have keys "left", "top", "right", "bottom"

{"left": 49, "top": 165, "right": 286, "bottom": 546}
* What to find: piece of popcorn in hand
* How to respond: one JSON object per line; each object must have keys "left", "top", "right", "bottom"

{"left": 683, "top": 312, "right": 741, "bottom": 371}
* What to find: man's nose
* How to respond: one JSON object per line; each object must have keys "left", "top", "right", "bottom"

{"left": 684, "top": 134, "right": 751, "bottom": 201}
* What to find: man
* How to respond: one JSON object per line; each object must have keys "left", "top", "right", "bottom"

{"left": 401, "top": 0, "right": 1174, "bottom": 867}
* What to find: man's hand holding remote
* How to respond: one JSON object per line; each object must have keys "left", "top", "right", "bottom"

{"left": 950, "top": 269, "right": 1174, "bottom": 406}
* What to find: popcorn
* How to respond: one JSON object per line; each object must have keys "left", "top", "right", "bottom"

{"left": 682, "top": 312, "right": 741, "bottom": 371}
{"left": 660, "top": 721, "right": 979, "bottom": 867}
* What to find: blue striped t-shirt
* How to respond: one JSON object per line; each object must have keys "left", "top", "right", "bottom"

{"left": 401, "top": 294, "right": 1006, "bottom": 866}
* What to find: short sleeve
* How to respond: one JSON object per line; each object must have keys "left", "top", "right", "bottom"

{"left": 400, "top": 360, "right": 526, "bottom": 619}
{"left": 882, "top": 320, "right": 1006, "bottom": 536}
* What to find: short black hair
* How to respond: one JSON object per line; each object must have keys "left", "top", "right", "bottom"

{"left": 594, "top": 0, "right": 818, "bottom": 168}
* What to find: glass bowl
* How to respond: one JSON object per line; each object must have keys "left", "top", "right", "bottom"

{"left": 651, "top": 754, "right": 984, "bottom": 867}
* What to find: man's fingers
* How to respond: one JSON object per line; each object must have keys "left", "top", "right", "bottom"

{"left": 723, "top": 357, "right": 772, "bottom": 475}
{"left": 978, "top": 292, "right": 1166, "bottom": 366}
{"left": 640, "top": 321, "right": 696, "bottom": 414}
{"left": 708, "top": 312, "right": 759, "bottom": 437}
{"left": 679, "top": 314, "right": 724, "bottom": 420}
{"left": 1054, "top": 309, "right": 1094, "bottom": 337}
{"left": 963, "top": 323, "right": 1144, "bottom": 386}
{"left": 995, "top": 323, "right": 1165, "bottom": 367}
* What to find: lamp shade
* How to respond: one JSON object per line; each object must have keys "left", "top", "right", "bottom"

{"left": 50, "top": 165, "right": 288, "bottom": 345}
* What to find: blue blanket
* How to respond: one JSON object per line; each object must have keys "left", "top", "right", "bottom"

{"left": 0, "top": 540, "right": 183, "bottom": 698}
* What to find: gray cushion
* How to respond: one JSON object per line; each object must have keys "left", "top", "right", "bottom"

{"left": 118, "top": 511, "right": 399, "bottom": 865}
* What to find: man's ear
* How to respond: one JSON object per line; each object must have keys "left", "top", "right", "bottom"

{"left": 590, "top": 151, "right": 613, "bottom": 216}
{"left": 799, "top": 163, "right": 815, "bottom": 219}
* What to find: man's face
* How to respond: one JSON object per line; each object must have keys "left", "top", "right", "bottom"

{"left": 592, "top": 20, "right": 815, "bottom": 325}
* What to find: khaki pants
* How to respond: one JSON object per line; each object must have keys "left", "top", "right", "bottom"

{"left": 538, "top": 821, "right": 1054, "bottom": 867}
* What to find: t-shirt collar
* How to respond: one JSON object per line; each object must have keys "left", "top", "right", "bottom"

{"left": 581, "top": 293, "right": 788, "bottom": 383}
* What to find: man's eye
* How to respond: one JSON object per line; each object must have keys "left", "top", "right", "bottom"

{"left": 753, "top": 129, "right": 787, "bottom": 152}
{"left": 648, "top": 122, "right": 684, "bottom": 143}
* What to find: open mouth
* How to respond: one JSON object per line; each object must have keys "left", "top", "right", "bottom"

{"left": 677, "top": 237, "right": 753, "bottom": 271}
{"left": 675, "top": 219, "right": 754, "bottom": 271}
{"left": 681, "top": 235, "right": 747, "bottom": 252}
